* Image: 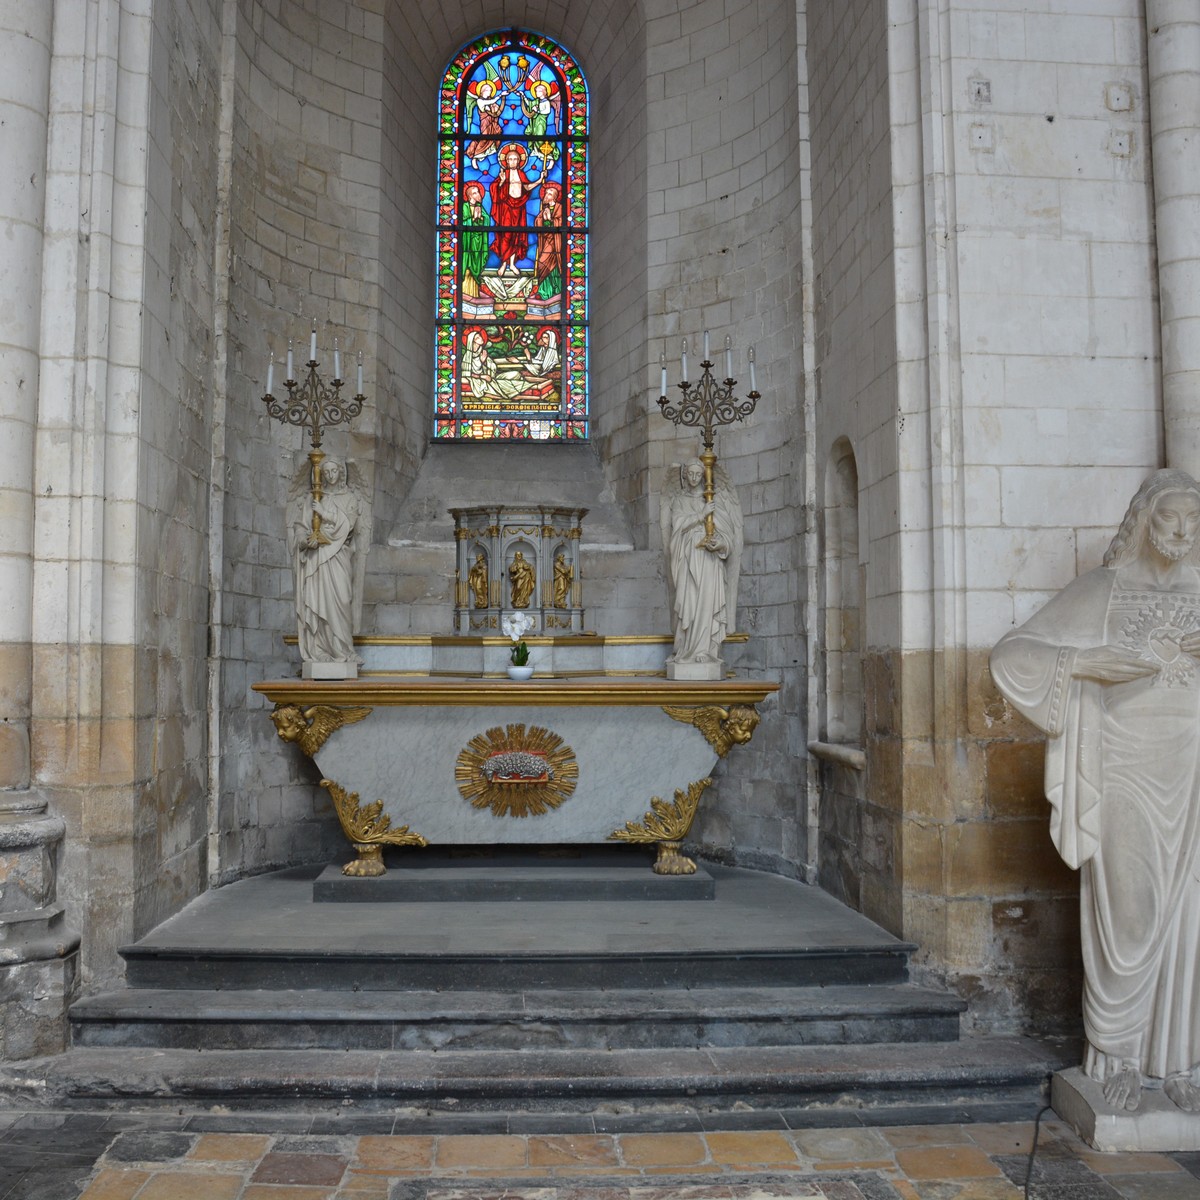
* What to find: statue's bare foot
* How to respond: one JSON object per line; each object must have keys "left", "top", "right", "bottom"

{"left": 1165, "top": 1075, "right": 1200, "bottom": 1112}
{"left": 1103, "top": 1065, "right": 1142, "bottom": 1111}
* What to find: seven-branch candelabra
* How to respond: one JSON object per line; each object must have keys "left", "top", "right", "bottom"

{"left": 262, "top": 321, "right": 365, "bottom": 544}
{"left": 656, "top": 332, "right": 760, "bottom": 544}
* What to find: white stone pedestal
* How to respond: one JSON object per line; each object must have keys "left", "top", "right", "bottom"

{"left": 666, "top": 659, "right": 724, "bottom": 681}
{"left": 1053, "top": 1067, "right": 1200, "bottom": 1152}
{"left": 303, "top": 661, "right": 358, "bottom": 680}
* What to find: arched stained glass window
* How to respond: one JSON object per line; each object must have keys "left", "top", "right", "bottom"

{"left": 434, "top": 30, "right": 588, "bottom": 441}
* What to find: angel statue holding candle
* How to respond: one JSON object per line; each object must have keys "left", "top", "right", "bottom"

{"left": 661, "top": 459, "right": 743, "bottom": 672}
{"left": 287, "top": 458, "right": 367, "bottom": 666}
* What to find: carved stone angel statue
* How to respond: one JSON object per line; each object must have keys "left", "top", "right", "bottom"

{"left": 286, "top": 457, "right": 367, "bottom": 674}
{"left": 660, "top": 459, "right": 743, "bottom": 679}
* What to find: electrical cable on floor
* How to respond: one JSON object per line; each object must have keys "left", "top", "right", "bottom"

{"left": 1024, "top": 1089, "right": 1054, "bottom": 1199}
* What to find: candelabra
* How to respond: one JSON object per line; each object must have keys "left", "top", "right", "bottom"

{"left": 262, "top": 321, "right": 366, "bottom": 544}
{"left": 656, "top": 331, "right": 760, "bottom": 544}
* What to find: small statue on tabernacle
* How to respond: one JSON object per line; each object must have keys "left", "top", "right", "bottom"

{"left": 553, "top": 552, "right": 573, "bottom": 608}
{"left": 468, "top": 552, "right": 489, "bottom": 609}
{"left": 508, "top": 550, "right": 535, "bottom": 609}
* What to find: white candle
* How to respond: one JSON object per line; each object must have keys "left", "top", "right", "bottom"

{"left": 357, "top": 349, "right": 364, "bottom": 395}
{"left": 748, "top": 345, "right": 757, "bottom": 393}
{"left": 659, "top": 350, "right": 667, "bottom": 396}
{"left": 310, "top": 320, "right": 318, "bottom": 363}
{"left": 681, "top": 338, "right": 688, "bottom": 382}
{"left": 333, "top": 337, "right": 341, "bottom": 381}
{"left": 286, "top": 338, "right": 294, "bottom": 381}
{"left": 266, "top": 353, "right": 274, "bottom": 395}
{"left": 724, "top": 335, "right": 732, "bottom": 380}
{"left": 703, "top": 329, "right": 710, "bottom": 361}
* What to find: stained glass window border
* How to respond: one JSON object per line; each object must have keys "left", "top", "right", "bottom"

{"left": 433, "top": 29, "right": 589, "bottom": 443}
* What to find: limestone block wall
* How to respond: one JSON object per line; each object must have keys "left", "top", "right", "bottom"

{"left": 807, "top": 0, "right": 899, "bottom": 913}
{"left": 954, "top": 0, "right": 1159, "bottom": 1030}
{"left": 376, "top": 0, "right": 650, "bottom": 517}
{"left": 805, "top": 0, "right": 1158, "bottom": 1032}
{"left": 217, "top": 0, "right": 387, "bottom": 881}
{"left": 640, "top": 0, "right": 808, "bottom": 873}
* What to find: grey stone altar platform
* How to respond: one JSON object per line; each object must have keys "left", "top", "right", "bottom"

{"left": 19, "top": 855, "right": 1074, "bottom": 1118}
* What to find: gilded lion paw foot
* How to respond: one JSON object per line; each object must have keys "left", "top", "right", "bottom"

{"left": 1165, "top": 1075, "right": 1200, "bottom": 1112}
{"left": 1103, "top": 1065, "right": 1142, "bottom": 1111}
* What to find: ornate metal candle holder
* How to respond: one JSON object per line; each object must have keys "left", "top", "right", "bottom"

{"left": 262, "top": 322, "right": 366, "bottom": 544}
{"left": 656, "top": 333, "right": 760, "bottom": 543}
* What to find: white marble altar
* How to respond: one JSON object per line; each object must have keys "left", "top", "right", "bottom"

{"left": 255, "top": 676, "right": 776, "bottom": 877}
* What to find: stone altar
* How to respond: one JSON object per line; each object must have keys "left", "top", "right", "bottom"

{"left": 256, "top": 675, "right": 776, "bottom": 878}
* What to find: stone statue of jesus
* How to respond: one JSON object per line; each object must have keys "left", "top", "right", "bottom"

{"left": 991, "top": 469, "right": 1200, "bottom": 1114}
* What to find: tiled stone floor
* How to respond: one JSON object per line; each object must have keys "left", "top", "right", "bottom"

{"left": 2, "top": 1109, "right": 1200, "bottom": 1200}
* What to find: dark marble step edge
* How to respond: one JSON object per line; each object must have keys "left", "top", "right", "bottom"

{"left": 119, "top": 944, "right": 918, "bottom": 963}
{"left": 71, "top": 1017, "right": 963, "bottom": 1052}
{"left": 70, "top": 984, "right": 967, "bottom": 1024}
{"left": 120, "top": 949, "right": 914, "bottom": 991}
{"left": 5, "top": 1037, "right": 1067, "bottom": 1105}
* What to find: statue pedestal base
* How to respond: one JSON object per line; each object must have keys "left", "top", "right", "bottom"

{"left": 1052, "top": 1067, "right": 1200, "bottom": 1151}
{"left": 666, "top": 659, "right": 724, "bottom": 681}
{"left": 302, "top": 661, "right": 358, "bottom": 680}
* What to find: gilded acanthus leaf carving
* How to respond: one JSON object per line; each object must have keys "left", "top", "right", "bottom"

{"left": 609, "top": 778, "right": 712, "bottom": 845}
{"left": 320, "top": 779, "right": 428, "bottom": 849}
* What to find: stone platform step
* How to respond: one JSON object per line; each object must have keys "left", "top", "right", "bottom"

{"left": 117, "top": 943, "right": 915, "bottom": 992}
{"left": 112, "top": 863, "right": 919, "bottom": 993}
{"left": 5, "top": 1036, "right": 1069, "bottom": 1114}
{"left": 313, "top": 856, "right": 718, "bottom": 902}
{"left": 70, "top": 983, "right": 966, "bottom": 1051}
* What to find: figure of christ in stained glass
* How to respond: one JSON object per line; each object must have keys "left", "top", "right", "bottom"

{"left": 489, "top": 143, "right": 544, "bottom": 277}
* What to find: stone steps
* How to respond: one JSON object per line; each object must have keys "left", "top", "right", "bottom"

{"left": 115, "top": 944, "right": 916, "bottom": 992}
{"left": 45, "top": 862, "right": 1066, "bottom": 1117}
{"left": 69, "top": 983, "right": 966, "bottom": 1051}
{"left": 8, "top": 1036, "right": 1068, "bottom": 1114}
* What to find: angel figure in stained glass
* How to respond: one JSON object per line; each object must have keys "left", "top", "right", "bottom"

{"left": 465, "top": 70, "right": 506, "bottom": 169}
{"left": 520, "top": 71, "right": 561, "bottom": 138}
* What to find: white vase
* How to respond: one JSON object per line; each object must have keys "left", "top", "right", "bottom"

{"left": 506, "top": 665, "right": 534, "bottom": 681}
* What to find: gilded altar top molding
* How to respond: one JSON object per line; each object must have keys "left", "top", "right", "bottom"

{"left": 451, "top": 504, "right": 587, "bottom": 634}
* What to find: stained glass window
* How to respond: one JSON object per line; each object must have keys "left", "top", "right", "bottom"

{"left": 434, "top": 30, "right": 588, "bottom": 442}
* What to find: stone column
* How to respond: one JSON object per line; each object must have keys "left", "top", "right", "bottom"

{"left": 0, "top": 4, "right": 81, "bottom": 1060}
{"left": 0, "top": 0, "right": 51, "bottom": 794}
{"left": 1147, "top": 0, "right": 1200, "bottom": 475}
